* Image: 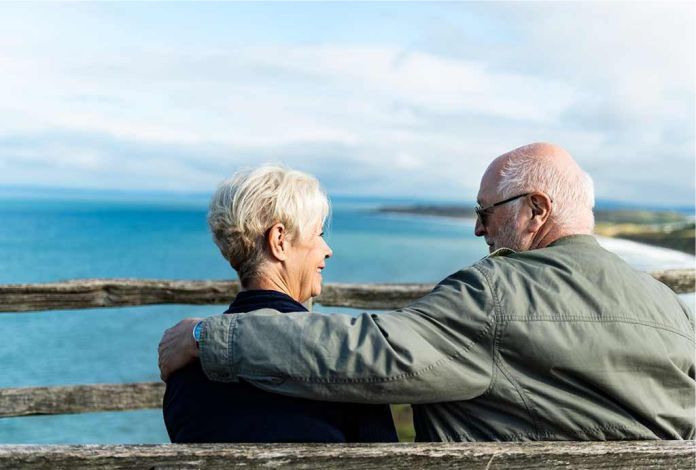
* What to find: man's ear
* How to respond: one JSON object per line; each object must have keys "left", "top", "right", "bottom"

{"left": 266, "top": 223, "right": 288, "bottom": 261}
{"left": 526, "top": 192, "right": 552, "bottom": 232}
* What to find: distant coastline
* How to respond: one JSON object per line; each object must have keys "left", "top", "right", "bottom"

{"left": 377, "top": 205, "right": 695, "bottom": 255}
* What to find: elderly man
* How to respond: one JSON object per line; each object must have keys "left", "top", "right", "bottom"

{"left": 159, "top": 143, "right": 695, "bottom": 441}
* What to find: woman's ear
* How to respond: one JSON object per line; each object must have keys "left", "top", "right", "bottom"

{"left": 266, "top": 223, "right": 288, "bottom": 261}
{"left": 526, "top": 192, "right": 552, "bottom": 232}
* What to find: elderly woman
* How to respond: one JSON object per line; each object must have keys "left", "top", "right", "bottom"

{"left": 163, "top": 166, "right": 398, "bottom": 443}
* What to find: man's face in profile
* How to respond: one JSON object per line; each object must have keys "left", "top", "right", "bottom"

{"left": 475, "top": 199, "right": 526, "bottom": 253}
{"left": 474, "top": 163, "right": 528, "bottom": 253}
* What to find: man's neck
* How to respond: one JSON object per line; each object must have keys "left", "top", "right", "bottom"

{"left": 529, "top": 225, "right": 586, "bottom": 250}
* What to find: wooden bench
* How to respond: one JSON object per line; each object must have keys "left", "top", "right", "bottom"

{"left": 1, "top": 441, "right": 694, "bottom": 469}
{"left": 1, "top": 271, "right": 694, "bottom": 468}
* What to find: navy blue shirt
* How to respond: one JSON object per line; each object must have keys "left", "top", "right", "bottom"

{"left": 163, "top": 290, "right": 398, "bottom": 443}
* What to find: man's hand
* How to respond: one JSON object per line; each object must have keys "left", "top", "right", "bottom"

{"left": 158, "top": 317, "right": 202, "bottom": 382}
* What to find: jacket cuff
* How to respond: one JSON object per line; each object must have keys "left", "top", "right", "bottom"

{"left": 199, "top": 314, "right": 240, "bottom": 383}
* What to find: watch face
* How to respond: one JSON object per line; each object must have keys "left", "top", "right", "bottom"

{"left": 193, "top": 321, "right": 203, "bottom": 342}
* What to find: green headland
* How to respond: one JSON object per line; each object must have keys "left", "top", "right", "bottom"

{"left": 377, "top": 205, "right": 695, "bottom": 255}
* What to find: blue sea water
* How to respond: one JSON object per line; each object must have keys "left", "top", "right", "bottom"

{"left": 0, "top": 195, "right": 694, "bottom": 443}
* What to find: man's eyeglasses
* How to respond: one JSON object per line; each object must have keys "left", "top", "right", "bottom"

{"left": 474, "top": 193, "right": 531, "bottom": 226}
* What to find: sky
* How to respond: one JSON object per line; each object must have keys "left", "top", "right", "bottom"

{"left": 0, "top": 2, "right": 693, "bottom": 206}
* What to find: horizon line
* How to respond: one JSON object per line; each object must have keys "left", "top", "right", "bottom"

{"left": 0, "top": 183, "right": 693, "bottom": 212}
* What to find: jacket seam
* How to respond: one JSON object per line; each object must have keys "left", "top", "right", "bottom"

{"left": 448, "top": 423, "right": 656, "bottom": 441}
{"left": 228, "top": 314, "right": 238, "bottom": 379}
{"left": 475, "top": 264, "right": 500, "bottom": 397}
{"left": 500, "top": 316, "right": 695, "bottom": 344}
{"left": 476, "top": 263, "right": 543, "bottom": 434}
{"left": 494, "top": 349, "right": 544, "bottom": 435}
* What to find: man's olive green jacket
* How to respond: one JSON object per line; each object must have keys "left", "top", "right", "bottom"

{"left": 199, "top": 235, "right": 695, "bottom": 441}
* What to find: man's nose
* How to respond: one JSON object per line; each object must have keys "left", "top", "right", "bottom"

{"left": 474, "top": 218, "right": 486, "bottom": 237}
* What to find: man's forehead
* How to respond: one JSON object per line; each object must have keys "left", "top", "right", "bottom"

{"left": 477, "top": 159, "right": 505, "bottom": 202}
{"left": 476, "top": 184, "right": 496, "bottom": 204}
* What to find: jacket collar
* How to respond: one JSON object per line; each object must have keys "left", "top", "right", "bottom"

{"left": 547, "top": 234, "right": 599, "bottom": 248}
{"left": 224, "top": 289, "right": 308, "bottom": 314}
{"left": 485, "top": 234, "right": 598, "bottom": 259}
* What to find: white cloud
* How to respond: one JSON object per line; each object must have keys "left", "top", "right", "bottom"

{"left": 0, "top": 2, "right": 692, "bottom": 205}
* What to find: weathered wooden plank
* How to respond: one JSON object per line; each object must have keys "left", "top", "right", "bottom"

{"left": 0, "top": 279, "right": 240, "bottom": 313}
{"left": 0, "top": 441, "right": 693, "bottom": 469}
{"left": 0, "top": 269, "right": 693, "bottom": 313}
{"left": 0, "top": 384, "right": 412, "bottom": 423}
{"left": 0, "top": 382, "right": 164, "bottom": 418}
{"left": 316, "top": 283, "right": 434, "bottom": 309}
{"left": 0, "top": 279, "right": 433, "bottom": 312}
{"left": 649, "top": 269, "right": 696, "bottom": 294}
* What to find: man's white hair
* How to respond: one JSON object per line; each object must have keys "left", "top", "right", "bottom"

{"left": 208, "top": 165, "right": 329, "bottom": 286}
{"left": 497, "top": 153, "right": 595, "bottom": 232}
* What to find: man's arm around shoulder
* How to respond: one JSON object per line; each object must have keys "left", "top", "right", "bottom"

{"left": 161, "top": 266, "right": 498, "bottom": 404}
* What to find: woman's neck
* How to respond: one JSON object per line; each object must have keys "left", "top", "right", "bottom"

{"left": 244, "top": 275, "right": 296, "bottom": 301}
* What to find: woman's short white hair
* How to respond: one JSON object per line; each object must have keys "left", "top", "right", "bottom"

{"left": 497, "top": 153, "right": 595, "bottom": 232}
{"left": 208, "top": 165, "right": 330, "bottom": 286}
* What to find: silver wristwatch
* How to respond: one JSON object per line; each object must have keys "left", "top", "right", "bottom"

{"left": 192, "top": 320, "right": 203, "bottom": 348}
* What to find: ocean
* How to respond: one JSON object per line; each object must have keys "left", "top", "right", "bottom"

{"left": 1, "top": 195, "right": 694, "bottom": 443}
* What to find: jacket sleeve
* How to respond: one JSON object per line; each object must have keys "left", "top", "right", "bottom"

{"left": 199, "top": 265, "right": 497, "bottom": 404}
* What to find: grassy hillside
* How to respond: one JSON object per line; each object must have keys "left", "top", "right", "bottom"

{"left": 593, "top": 210, "right": 694, "bottom": 254}
{"left": 594, "top": 222, "right": 695, "bottom": 254}
{"left": 593, "top": 210, "right": 688, "bottom": 225}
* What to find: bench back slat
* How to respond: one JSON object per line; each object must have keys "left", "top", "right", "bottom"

{"left": 0, "top": 382, "right": 164, "bottom": 418}
{"left": 0, "top": 441, "right": 694, "bottom": 469}
{"left": 0, "top": 270, "right": 693, "bottom": 313}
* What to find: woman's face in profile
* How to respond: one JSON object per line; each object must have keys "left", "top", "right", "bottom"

{"left": 285, "top": 222, "right": 333, "bottom": 303}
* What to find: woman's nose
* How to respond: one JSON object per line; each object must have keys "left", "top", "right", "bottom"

{"left": 324, "top": 241, "right": 333, "bottom": 258}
